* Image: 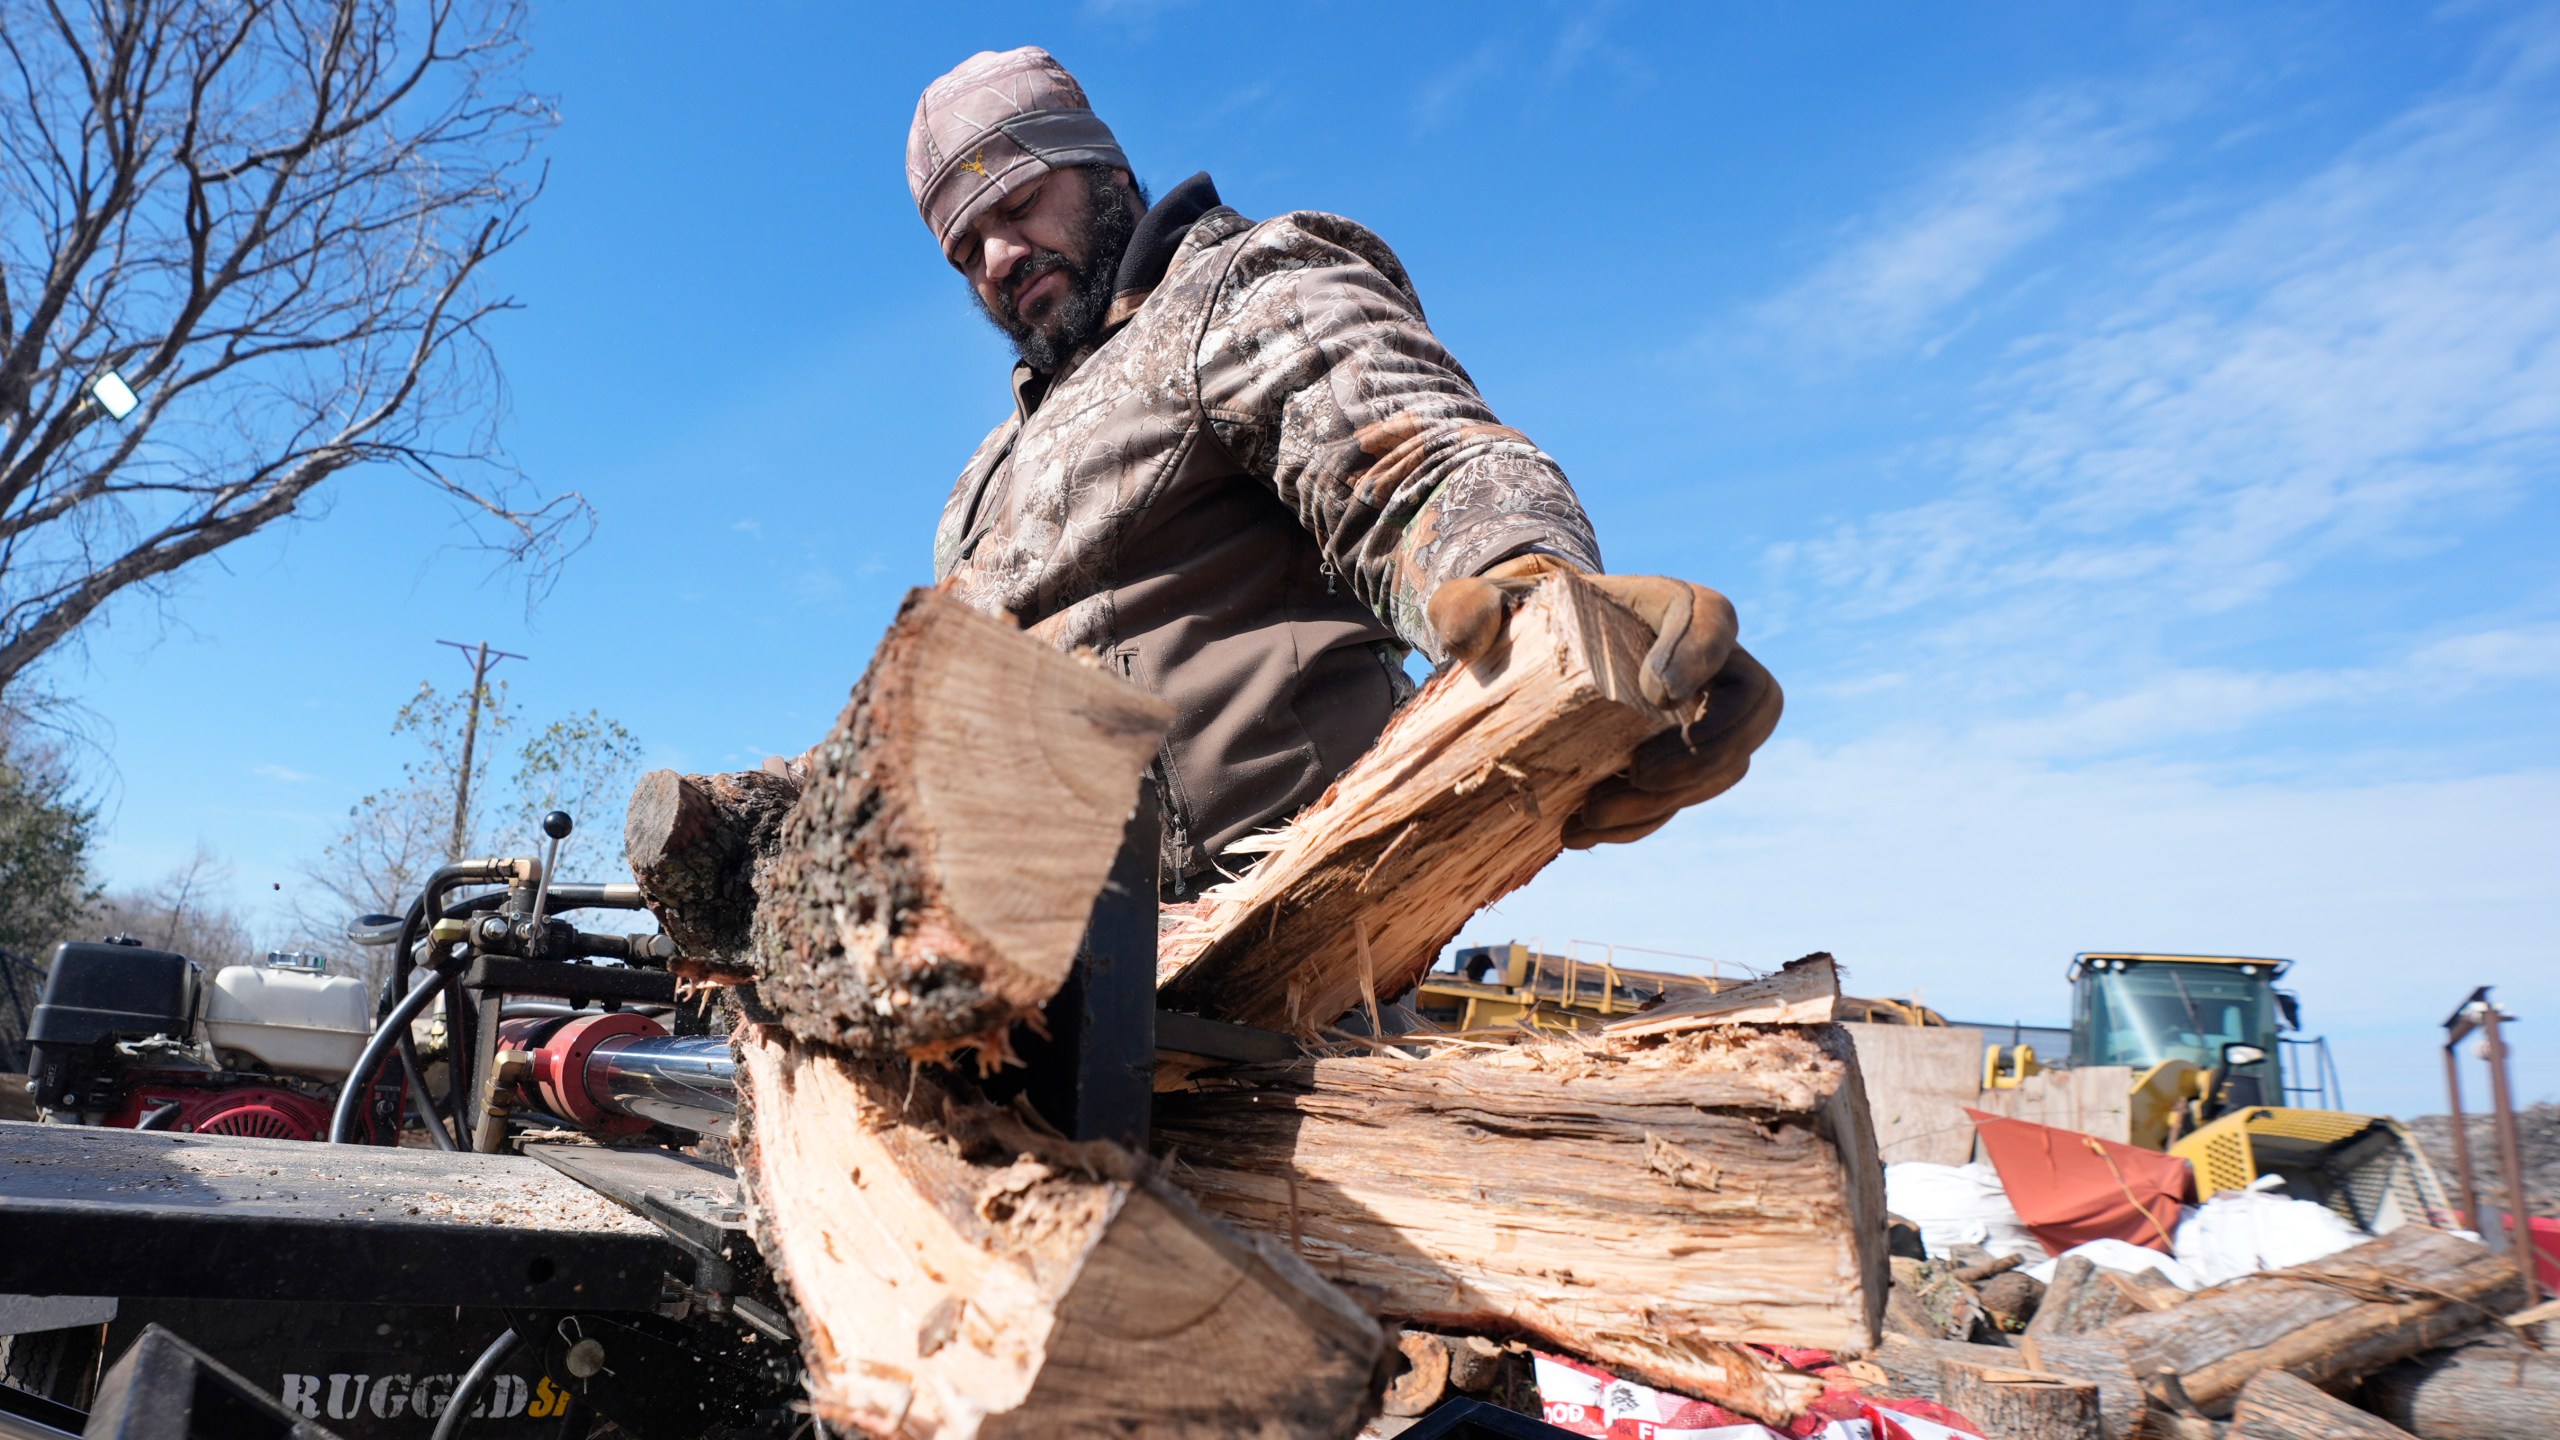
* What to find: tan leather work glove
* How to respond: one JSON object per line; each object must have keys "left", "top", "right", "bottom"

{"left": 1426, "top": 554, "right": 1782, "bottom": 848}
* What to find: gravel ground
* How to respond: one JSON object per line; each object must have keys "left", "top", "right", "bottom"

{"left": 2408, "top": 1102, "right": 2560, "bottom": 1218}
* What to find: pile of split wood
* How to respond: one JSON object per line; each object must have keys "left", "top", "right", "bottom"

{"left": 1865, "top": 1216, "right": 2549, "bottom": 1438}
{"left": 627, "top": 577, "right": 1887, "bottom": 1436}
{"left": 626, "top": 577, "right": 2541, "bottom": 1439}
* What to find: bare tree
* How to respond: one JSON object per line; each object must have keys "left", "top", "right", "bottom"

{"left": 90, "top": 841, "right": 255, "bottom": 968}
{"left": 0, "top": 0, "right": 586, "bottom": 694}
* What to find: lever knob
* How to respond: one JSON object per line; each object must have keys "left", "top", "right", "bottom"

{"left": 542, "top": 810, "right": 574, "bottom": 840}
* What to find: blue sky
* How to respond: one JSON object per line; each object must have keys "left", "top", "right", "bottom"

{"left": 56, "top": 1, "right": 2558, "bottom": 1116}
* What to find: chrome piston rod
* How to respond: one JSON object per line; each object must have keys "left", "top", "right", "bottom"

{"left": 584, "top": 1034, "right": 737, "bottom": 1136}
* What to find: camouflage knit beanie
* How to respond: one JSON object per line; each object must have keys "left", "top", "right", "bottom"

{"left": 907, "top": 47, "right": 1130, "bottom": 261}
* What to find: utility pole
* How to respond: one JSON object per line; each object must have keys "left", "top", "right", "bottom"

{"left": 436, "top": 639, "right": 526, "bottom": 862}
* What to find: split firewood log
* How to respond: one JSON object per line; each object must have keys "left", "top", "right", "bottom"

{"left": 1153, "top": 1022, "right": 1883, "bottom": 1423}
{"left": 1977, "top": 1270, "right": 2046, "bottom": 1333}
{"left": 1934, "top": 1356, "right": 2103, "bottom": 1440}
{"left": 734, "top": 1029, "right": 1386, "bottom": 1437}
{"left": 626, "top": 766, "right": 801, "bottom": 966}
{"left": 1156, "top": 570, "right": 1687, "bottom": 1035}
{"left": 1863, "top": 1336, "right": 2030, "bottom": 1404}
{"left": 1381, "top": 1332, "right": 1453, "bottom": 1418}
{"left": 2025, "top": 1255, "right": 2185, "bottom": 1343}
{"left": 2233, "top": 1370, "right": 2415, "bottom": 1439}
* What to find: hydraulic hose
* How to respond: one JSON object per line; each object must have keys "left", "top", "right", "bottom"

{"left": 431, "top": 1326, "right": 521, "bottom": 1440}
{"left": 330, "top": 962, "right": 458, "bottom": 1144}
{"left": 398, "top": 1041, "right": 459, "bottom": 1152}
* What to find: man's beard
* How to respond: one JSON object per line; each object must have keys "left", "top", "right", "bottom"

{"left": 974, "top": 167, "right": 1144, "bottom": 373}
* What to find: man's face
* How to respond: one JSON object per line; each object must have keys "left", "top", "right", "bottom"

{"left": 951, "top": 166, "right": 1141, "bottom": 371}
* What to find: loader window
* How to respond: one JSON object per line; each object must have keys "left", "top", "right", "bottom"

{"left": 2077, "top": 964, "right": 2280, "bottom": 1073}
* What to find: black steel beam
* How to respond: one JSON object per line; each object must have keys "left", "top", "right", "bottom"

{"left": 460, "top": 957, "right": 679, "bottom": 1007}
{"left": 0, "top": 1122, "right": 679, "bottom": 1312}
{"left": 1000, "top": 783, "right": 1159, "bottom": 1149}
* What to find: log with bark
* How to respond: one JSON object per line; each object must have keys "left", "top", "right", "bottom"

{"left": 2361, "top": 1340, "right": 2560, "bottom": 1439}
{"left": 2021, "top": 1226, "right": 2520, "bottom": 1438}
{"left": 1861, "top": 1336, "right": 2028, "bottom": 1405}
{"left": 1601, "top": 953, "right": 1842, "bottom": 1036}
{"left": 1885, "top": 1256, "right": 1986, "bottom": 1341}
{"left": 626, "top": 766, "right": 802, "bottom": 965}
{"left": 1152, "top": 1022, "right": 1884, "bottom": 1422}
{"left": 744, "top": 587, "right": 1175, "bottom": 1063}
{"left": 1934, "top": 1356, "right": 2103, "bottom": 1440}
{"left": 2233, "top": 1370, "right": 2415, "bottom": 1439}
{"left": 1977, "top": 1270, "right": 2045, "bottom": 1333}
{"left": 1155, "top": 570, "right": 1686, "bottom": 1035}
{"left": 2024, "top": 1255, "right": 2185, "bottom": 1343}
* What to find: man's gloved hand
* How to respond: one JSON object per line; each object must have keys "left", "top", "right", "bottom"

{"left": 1425, "top": 554, "right": 1782, "bottom": 849}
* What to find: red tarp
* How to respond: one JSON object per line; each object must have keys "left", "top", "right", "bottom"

{"left": 1966, "top": 1109, "right": 2195, "bottom": 1254}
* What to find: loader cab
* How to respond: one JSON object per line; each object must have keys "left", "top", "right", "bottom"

{"left": 2069, "top": 953, "right": 2289, "bottom": 1107}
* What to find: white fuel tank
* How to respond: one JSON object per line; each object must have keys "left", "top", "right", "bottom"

{"left": 202, "top": 964, "right": 372, "bottom": 1079}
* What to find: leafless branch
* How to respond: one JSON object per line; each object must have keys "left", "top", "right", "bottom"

{"left": 0, "top": 0, "right": 579, "bottom": 695}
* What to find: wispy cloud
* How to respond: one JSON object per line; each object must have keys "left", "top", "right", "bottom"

{"left": 1082, "top": 0, "right": 1193, "bottom": 21}
{"left": 251, "top": 762, "right": 314, "bottom": 783}
{"left": 1482, "top": 734, "right": 2560, "bottom": 1114}
{"left": 1410, "top": 40, "right": 1504, "bottom": 133}
{"left": 1750, "top": 89, "right": 2163, "bottom": 369}
{"left": 1967, "top": 621, "right": 2560, "bottom": 758}
{"left": 1408, "top": 6, "right": 1649, "bottom": 134}
{"left": 1767, "top": 27, "right": 2560, "bottom": 691}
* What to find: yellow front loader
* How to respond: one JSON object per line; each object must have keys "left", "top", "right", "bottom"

{"left": 2070, "top": 953, "right": 2454, "bottom": 1227}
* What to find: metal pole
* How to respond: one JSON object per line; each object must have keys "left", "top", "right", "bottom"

{"left": 2482, "top": 1007, "right": 2539, "bottom": 1305}
{"left": 2443, "top": 1039, "right": 2481, "bottom": 1230}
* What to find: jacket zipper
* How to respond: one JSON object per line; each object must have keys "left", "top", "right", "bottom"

{"left": 1118, "top": 648, "right": 1196, "bottom": 896}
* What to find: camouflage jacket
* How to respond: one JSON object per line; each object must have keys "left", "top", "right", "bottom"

{"left": 934, "top": 184, "right": 1599, "bottom": 887}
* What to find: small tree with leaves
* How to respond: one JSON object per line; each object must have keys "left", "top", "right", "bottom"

{"left": 509, "top": 707, "right": 641, "bottom": 876}
{"left": 298, "top": 674, "right": 509, "bottom": 928}
{"left": 296, "top": 677, "right": 641, "bottom": 965}
{"left": 0, "top": 721, "right": 95, "bottom": 955}
{"left": 0, "top": 0, "right": 588, "bottom": 694}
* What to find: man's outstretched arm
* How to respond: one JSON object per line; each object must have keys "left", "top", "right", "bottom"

{"left": 1196, "top": 212, "right": 1779, "bottom": 845}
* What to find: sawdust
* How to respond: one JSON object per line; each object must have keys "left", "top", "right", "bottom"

{"left": 0, "top": 1123, "right": 654, "bottom": 1234}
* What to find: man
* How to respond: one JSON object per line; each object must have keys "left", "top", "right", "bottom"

{"left": 910, "top": 47, "right": 1780, "bottom": 895}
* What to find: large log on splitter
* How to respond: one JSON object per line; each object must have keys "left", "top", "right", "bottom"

{"left": 1156, "top": 569, "right": 1687, "bottom": 1034}
{"left": 729, "top": 587, "right": 1389, "bottom": 1436}
{"left": 752, "top": 586, "right": 1176, "bottom": 1061}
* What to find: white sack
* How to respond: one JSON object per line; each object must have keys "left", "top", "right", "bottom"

{"left": 2024, "top": 1237, "right": 2203, "bottom": 1290}
{"left": 1885, "top": 1161, "right": 2051, "bottom": 1263}
{"left": 2172, "top": 1184, "right": 2367, "bottom": 1287}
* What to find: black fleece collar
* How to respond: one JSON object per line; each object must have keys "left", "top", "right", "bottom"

{"left": 1112, "top": 171, "right": 1222, "bottom": 304}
